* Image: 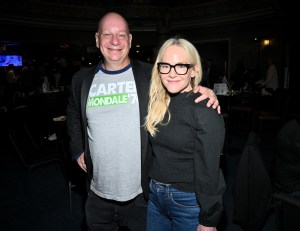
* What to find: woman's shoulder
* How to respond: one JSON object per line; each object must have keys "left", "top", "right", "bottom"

{"left": 190, "top": 92, "right": 209, "bottom": 107}
{"left": 191, "top": 93, "right": 221, "bottom": 117}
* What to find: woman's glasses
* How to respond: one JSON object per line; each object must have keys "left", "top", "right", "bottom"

{"left": 157, "top": 62, "right": 194, "bottom": 75}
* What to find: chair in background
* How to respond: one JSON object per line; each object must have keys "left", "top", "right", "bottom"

{"left": 270, "top": 116, "right": 300, "bottom": 230}
{"left": 7, "top": 105, "right": 65, "bottom": 175}
{"left": 228, "top": 92, "right": 258, "bottom": 133}
{"left": 229, "top": 105, "right": 255, "bottom": 131}
{"left": 8, "top": 122, "right": 65, "bottom": 175}
{"left": 53, "top": 116, "right": 86, "bottom": 212}
{"left": 233, "top": 132, "right": 273, "bottom": 231}
{"left": 254, "top": 89, "right": 291, "bottom": 138}
{"left": 272, "top": 193, "right": 300, "bottom": 231}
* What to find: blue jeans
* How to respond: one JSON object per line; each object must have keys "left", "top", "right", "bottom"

{"left": 146, "top": 179, "right": 200, "bottom": 231}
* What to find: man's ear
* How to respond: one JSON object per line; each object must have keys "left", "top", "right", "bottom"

{"left": 129, "top": 33, "right": 132, "bottom": 48}
{"left": 95, "top": 32, "right": 99, "bottom": 48}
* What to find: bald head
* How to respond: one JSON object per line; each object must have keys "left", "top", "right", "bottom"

{"left": 98, "top": 12, "right": 130, "bottom": 33}
{"left": 95, "top": 11, "right": 132, "bottom": 70}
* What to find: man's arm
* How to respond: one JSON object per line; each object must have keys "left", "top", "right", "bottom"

{"left": 194, "top": 85, "right": 221, "bottom": 114}
{"left": 66, "top": 73, "right": 85, "bottom": 163}
{"left": 76, "top": 153, "right": 87, "bottom": 172}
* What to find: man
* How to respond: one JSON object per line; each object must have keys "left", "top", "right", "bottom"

{"left": 67, "top": 12, "right": 220, "bottom": 231}
{"left": 255, "top": 57, "right": 278, "bottom": 94}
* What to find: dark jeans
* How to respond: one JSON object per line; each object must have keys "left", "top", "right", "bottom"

{"left": 85, "top": 189, "right": 147, "bottom": 231}
{"left": 146, "top": 179, "right": 200, "bottom": 231}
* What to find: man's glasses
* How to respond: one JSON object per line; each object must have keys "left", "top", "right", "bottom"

{"left": 157, "top": 62, "right": 194, "bottom": 75}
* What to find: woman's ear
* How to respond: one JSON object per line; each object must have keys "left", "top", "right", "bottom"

{"left": 191, "top": 64, "right": 198, "bottom": 78}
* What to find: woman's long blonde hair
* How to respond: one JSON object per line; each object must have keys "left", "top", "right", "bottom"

{"left": 144, "top": 37, "right": 203, "bottom": 136}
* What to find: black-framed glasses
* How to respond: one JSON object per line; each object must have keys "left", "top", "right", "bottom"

{"left": 157, "top": 62, "right": 194, "bottom": 75}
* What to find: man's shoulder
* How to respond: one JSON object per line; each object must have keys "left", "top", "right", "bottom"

{"left": 77, "top": 65, "right": 97, "bottom": 76}
{"left": 73, "top": 65, "right": 97, "bottom": 82}
{"left": 131, "top": 58, "right": 153, "bottom": 69}
{"left": 130, "top": 59, "right": 153, "bottom": 80}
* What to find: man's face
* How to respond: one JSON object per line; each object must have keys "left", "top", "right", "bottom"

{"left": 95, "top": 14, "right": 132, "bottom": 64}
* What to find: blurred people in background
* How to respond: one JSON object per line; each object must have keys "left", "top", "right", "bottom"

{"left": 230, "top": 60, "right": 249, "bottom": 91}
{"left": 230, "top": 60, "right": 259, "bottom": 92}
{"left": 20, "top": 60, "right": 40, "bottom": 96}
{"left": 5, "top": 64, "right": 19, "bottom": 84}
{"left": 4, "top": 64, "right": 20, "bottom": 108}
{"left": 255, "top": 57, "right": 278, "bottom": 95}
{"left": 201, "top": 58, "right": 212, "bottom": 88}
{"left": 0, "top": 67, "right": 6, "bottom": 108}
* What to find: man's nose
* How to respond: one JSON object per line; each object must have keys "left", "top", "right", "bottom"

{"left": 111, "top": 34, "right": 120, "bottom": 45}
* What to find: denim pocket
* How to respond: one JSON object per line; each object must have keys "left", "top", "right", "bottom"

{"left": 149, "top": 179, "right": 155, "bottom": 192}
{"left": 170, "top": 190, "right": 199, "bottom": 208}
{"left": 149, "top": 179, "right": 166, "bottom": 192}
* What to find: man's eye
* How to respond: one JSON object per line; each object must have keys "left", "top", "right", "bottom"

{"left": 102, "top": 34, "right": 112, "bottom": 38}
{"left": 118, "top": 34, "right": 127, "bottom": 39}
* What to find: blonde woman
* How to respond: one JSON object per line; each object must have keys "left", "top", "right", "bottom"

{"left": 144, "top": 37, "right": 226, "bottom": 231}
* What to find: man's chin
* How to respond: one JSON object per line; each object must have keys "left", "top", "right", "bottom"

{"left": 107, "top": 56, "right": 122, "bottom": 62}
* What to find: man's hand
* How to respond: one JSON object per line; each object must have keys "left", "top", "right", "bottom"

{"left": 194, "top": 85, "right": 221, "bottom": 114}
{"left": 197, "top": 224, "right": 217, "bottom": 231}
{"left": 77, "top": 153, "right": 87, "bottom": 172}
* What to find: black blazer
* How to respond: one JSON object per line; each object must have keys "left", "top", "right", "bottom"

{"left": 66, "top": 58, "right": 153, "bottom": 196}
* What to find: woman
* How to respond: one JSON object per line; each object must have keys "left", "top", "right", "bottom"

{"left": 144, "top": 37, "right": 226, "bottom": 231}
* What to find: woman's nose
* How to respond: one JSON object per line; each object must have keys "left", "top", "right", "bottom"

{"left": 169, "top": 66, "right": 177, "bottom": 77}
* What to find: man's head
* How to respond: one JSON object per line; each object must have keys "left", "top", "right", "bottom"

{"left": 95, "top": 12, "right": 132, "bottom": 69}
{"left": 266, "top": 57, "right": 274, "bottom": 66}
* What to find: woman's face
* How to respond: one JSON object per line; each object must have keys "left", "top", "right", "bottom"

{"left": 159, "top": 45, "right": 196, "bottom": 94}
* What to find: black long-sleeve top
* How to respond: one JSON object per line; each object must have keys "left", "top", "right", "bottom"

{"left": 148, "top": 92, "right": 226, "bottom": 227}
